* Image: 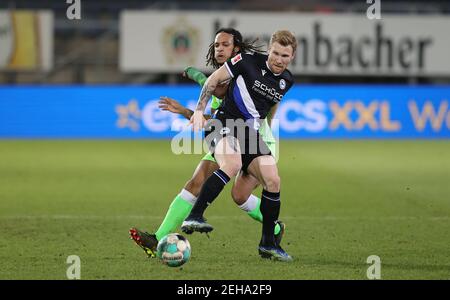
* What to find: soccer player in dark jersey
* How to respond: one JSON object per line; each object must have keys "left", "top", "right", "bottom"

{"left": 129, "top": 28, "right": 285, "bottom": 258}
{"left": 182, "top": 30, "right": 297, "bottom": 261}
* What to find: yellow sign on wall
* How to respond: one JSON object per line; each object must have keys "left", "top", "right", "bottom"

{"left": 0, "top": 10, "right": 53, "bottom": 71}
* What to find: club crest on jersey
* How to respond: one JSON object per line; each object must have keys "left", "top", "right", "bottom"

{"left": 231, "top": 54, "right": 242, "bottom": 65}
{"left": 279, "top": 79, "right": 286, "bottom": 90}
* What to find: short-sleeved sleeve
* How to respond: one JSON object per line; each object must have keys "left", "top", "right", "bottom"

{"left": 224, "top": 53, "right": 249, "bottom": 78}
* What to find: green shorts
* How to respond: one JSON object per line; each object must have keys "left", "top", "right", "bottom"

{"left": 201, "top": 151, "right": 217, "bottom": 163}
{"left": 200, "top": 141, "right": 277, "bottom": 162}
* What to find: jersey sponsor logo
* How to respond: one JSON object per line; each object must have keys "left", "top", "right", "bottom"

{"left": 280, "top": 79, "right": 286, "bottom": 90}
{"left": 253, "top": 80, "right": 284, "bottom": 102}
{"left": 231, "top": 53, "right": 242, "bottom": 65}
{"left": 262, "top": 69, "right": 267, "bottom": 76}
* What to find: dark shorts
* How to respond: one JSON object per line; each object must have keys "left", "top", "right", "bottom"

{"left": 204, "top": 111, "right": 271, "bottom": 172}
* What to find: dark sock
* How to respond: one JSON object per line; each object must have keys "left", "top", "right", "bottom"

{"left": 260, "top": 189, "right": 281, "bottom": 247}
{"left": 189, "top": 169, "right": 230, "bottom": 218}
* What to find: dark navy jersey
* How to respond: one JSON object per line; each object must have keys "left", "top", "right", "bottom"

{"left": 221, "top": 52, "right": 294, "bottom": 121}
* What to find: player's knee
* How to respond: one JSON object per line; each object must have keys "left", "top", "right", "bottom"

{"left": 184, "top": 177, "right": 203, "bottom": 197}
{"left": 264, "top": 175, "right": 280, "bottom": 192}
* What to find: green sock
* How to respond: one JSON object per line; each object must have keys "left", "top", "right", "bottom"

{"left": 247, "top": 196, "right": 281, "bottom": 235}
{"left": 155, "top": 193, "right": 194, "bottom": 241}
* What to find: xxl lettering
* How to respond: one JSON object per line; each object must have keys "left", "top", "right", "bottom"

{"left": 354, "top": 101, "right": 378, "bottom": 130}
{"left": 329, "top": 101, "right": 353, "bottom": 130}
{"left": 330, "top": 100, "right": 402, "bottom": 132}
{"left": 380, "top": 101, "right": 401, "bottom": 131}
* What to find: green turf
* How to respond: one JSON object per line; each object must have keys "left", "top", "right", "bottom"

{"left": 0, "top": 140, "right": 449, "bottom": 279}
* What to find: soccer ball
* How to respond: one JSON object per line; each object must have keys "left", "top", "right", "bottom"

{"left": 156, "top": 233, "right": 191, "bottom": 267}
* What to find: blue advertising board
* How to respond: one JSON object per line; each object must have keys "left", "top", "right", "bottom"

{"left": 0, "top": 85, "right": 449, "bottom": 138}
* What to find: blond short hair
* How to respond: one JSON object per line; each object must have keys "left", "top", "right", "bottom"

{"left": 269, "top": 30, "right": 297, "bottom": 53}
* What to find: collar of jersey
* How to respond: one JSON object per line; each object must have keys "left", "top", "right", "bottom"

{"left": 266, "top": 61, "right": 282, "bottom": 76}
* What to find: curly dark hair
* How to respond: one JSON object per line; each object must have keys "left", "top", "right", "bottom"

{"left": 206, "top": 28, "right": 264, "bottom": 69}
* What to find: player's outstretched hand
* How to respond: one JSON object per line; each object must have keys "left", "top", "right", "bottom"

{"left": 190, "top": 110, "right": 206, "bottom": 132}
{"left": 182, "top": 66, "right": 193, "bottom": 79}
{"left": 158, "top": 96, "right": 186, "bottom": 115}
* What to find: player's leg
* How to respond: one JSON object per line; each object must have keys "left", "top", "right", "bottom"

{"left": 154, "top": 158, "right": 219, "bottom": 240}
{"left": 247, "top": 155, "right": 292, "bottom": 262}
{"left": 130, "top": 158, "right": 218, "bottom": 257}
{"left": 231, "top": 172, "right": 283, "bottom": 237}
{"left": 182, "top": 135, "right": 242, "bottom": 233}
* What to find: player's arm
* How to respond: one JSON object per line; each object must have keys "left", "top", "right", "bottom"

{"left": 158, "top": 96, "right": 213, "bottom": 120}
{"left": 191, "top": 65, "right": 231, "bottom": 131}
{"left": 195, "top": 65, "right": 230, "bottom": 112}
{"left": 161, "top": 67, "right": 224, "bottom": 120}
{"left": 184, "top": 67, "right": 207, "bottom": 87}
{"left": 183, "top": 67, "right": 223, "bottom": 117}
{"left": 184, "top": 66, "right": 229, "bottom": 99}
{"left": 158, "top": 96, "right": 193, "bottom": 120}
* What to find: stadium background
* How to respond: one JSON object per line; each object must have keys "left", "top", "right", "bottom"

{"left": 0, "top": 0, "right": 449, "bottom": 280}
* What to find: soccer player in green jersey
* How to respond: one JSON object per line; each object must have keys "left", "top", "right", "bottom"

{"left": 130, "top": 28, "right": 283, "bottom": 257}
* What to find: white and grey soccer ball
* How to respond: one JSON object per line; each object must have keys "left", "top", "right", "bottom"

{"left": 156, "top": 233, "right": 191, "bottom": 267}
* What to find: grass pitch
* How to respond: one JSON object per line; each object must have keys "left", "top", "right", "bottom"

{"left": 0, "top": 140, "right": 449, "bottom": 280}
